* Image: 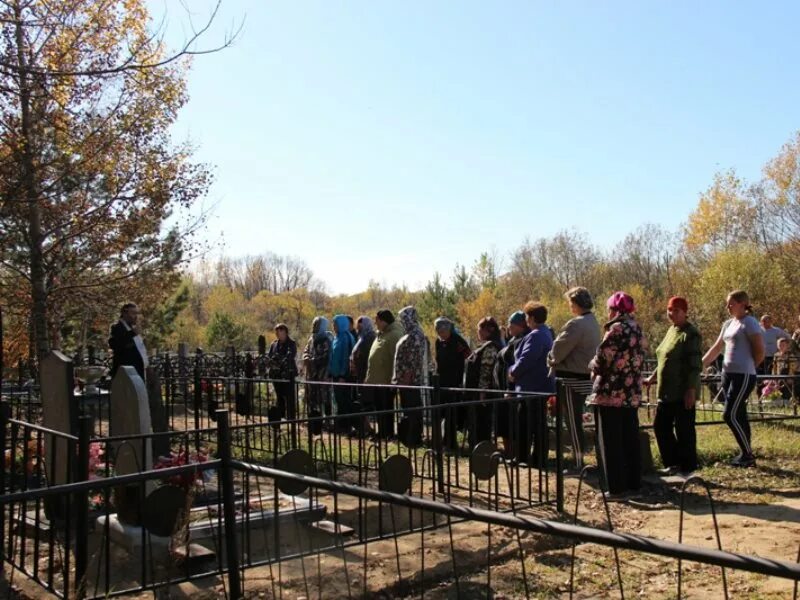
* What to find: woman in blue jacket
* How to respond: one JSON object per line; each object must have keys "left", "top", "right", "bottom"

{"left": 330, "top": 314, "right": 356, "bottom": 432}
{"left": 509, "top": 302, "right": 555, "bottom": 466}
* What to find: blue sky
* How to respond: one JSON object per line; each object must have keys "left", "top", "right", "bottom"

{"left": 154, "top": 1, "right": 800, "bottom": 294}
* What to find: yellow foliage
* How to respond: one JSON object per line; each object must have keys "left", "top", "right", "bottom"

{"left": 691, "top": 245, "right": 798, "bottom": 341}
{"left": 684, "top": 170, "right": 756, "bottom": 254}
{"left": 456, "top": 289, "right": 501, "bottom": 342}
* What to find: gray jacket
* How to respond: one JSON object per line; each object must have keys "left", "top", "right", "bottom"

{"left": 548, "top": 312, "right": 602, "bottom": 376}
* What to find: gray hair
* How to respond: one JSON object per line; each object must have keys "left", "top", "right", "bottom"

{"left": 565, "top": 287, "right": 593, "bottom": 310}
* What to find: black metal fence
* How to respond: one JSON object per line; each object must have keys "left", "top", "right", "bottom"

{"left": 1, "top": 407, "right": 800, "bottom": 599}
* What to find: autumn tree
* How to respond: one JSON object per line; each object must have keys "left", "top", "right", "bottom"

{"left": 213, "top": 253, "right": 322, "bottom": 300}
{"left": 754, "top": 130, "right": 800, "bottom": 284}
{"left": 0, "top": 0, "right": 235, "bottom": 364}
{"left": 609, "top": 224, "right": 678, "bottom": 296}
{"left": 683, "top": 170, "right": 758, "bottom": 259}
{"left": 691, "top": 245, "right": 796, "bottom": 340}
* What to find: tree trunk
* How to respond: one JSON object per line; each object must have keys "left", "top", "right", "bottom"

{"left": 14, "top": 3, "right": 49, "bottom": 365}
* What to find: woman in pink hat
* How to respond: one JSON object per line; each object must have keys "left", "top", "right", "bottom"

{"left": 588, "top": 291, "right": 647, "bottom": 501}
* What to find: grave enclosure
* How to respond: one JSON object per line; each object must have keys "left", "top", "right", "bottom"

{"left": 2, "top": 347, "right": 800, "bottom": 598}
{"left": 0, "top": 347, "right": 566, "bottom": 599}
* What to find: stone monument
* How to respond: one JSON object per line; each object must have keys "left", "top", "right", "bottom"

{"left": 40, "top": 351, "right": 77, "bottom": 519}
{"left": 110, "top": 366, "right": 154, "bottom": 524}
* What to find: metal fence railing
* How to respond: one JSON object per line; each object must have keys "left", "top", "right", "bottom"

{"left": 1, "top": 407, "right": 799, "bottom": 599}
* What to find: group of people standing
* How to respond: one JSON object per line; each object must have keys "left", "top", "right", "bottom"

{"left": 259, "top": 286, "right": 773, "bottom": 502}
{"left": 266, "top": 307, "right": 432, "bottom": 440}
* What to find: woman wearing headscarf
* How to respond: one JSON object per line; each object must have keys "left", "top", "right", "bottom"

{"left": 303, "top": 316, "right": 333, "bottom": 422}
{"left": 350, "top": 316, "right": 377, "bottom": 433}
{"left": 434, "top": 317, "right": 472, "bottom": 450}
{"left": 645, "top": 296, "right": 702, "bottom": 475}
{"left": 393, "top": 306, "right": 431, "bottom": 446}
{"left": 702, "top": 290, "right": 764, "bottom": 467}
{"left": 494, "top": 311, "right": 530, "bottom": 457}
{"left": 464, "top": 316, "right": 504, "bottom": 447}
{"left": 588, "top": 292, "right": 647, "bottom": 500}
{"left": 267, "top": 323, "right": 299, "bottom": 419}
{"left": 329, "top": 314, "right": 356, "bottom": 432}
{"left": 548, "top": 287, "right": 602, "bottom": 469}
{"left": 351, "top": 316, "right": 377, "bottom": 382}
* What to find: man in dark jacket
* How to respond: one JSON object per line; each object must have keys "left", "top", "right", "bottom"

{"left": 109, "top": 302, "right": 148, "bottom": 379}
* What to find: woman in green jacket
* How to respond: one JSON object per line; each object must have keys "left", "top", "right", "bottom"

{"left": 365, "top": 310, "right": 404, "bottom": 438}
{"left": 645, "top": 296, "right": 702, "bottom": 475}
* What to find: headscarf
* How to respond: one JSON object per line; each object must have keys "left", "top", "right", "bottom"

{"left": 356, "top": 315, "right": 375, "bottom": 340}
{"left": 399, "top": 306, "right": 421, "bottom": 334}
{"left": 394, "top": 306, "right": 430, "bottom": 386}
{"left": 508, "top": 311, "right": 526, "bottom": 327}
{"left": 311, "top": 316, "right": 330, "bottom": 341}
{"left": 434, "top": 316, "right": 456, "bottom": 334}
{"left": 667, "top": 296, "right": 688, "bottom": 313}
{"left": 606, "top": 291, "right": 635, "bottom": 314}
{"left": 329, "top": 314, "right": 355, "bottom": 377}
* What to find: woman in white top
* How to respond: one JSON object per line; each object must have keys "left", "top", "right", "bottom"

{"left": 702, "top": 290, "right": 765, "bottom": 467}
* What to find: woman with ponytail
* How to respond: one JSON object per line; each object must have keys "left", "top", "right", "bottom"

{"left": 702, "top": 290, "right": 765, "bottom": 467}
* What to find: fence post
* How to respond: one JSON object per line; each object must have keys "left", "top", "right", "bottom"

{"left": 289, "top": 374, "right": 298, "bottom": 448}
{"left": 0, "top": 400, "right": 9, "bottom": 563}
{"left": 555, "top": 380, "right": 564, "bottom": 513}
{"left": 193, "top": 363, "right": 202, "bottom": 452}
{"left": 74, "top": 415, "right": 91, "bottom": 598}
{"left": 216, "top": 409, "right": 243, "bottom": 599}
{"left": 0, "top": 305, "right": 4, "bottom": 381}
{"left": 430, "top": 374, "right": 445, "bottom": 496}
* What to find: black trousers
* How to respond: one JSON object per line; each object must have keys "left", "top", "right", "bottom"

{"left": 306, "top": 381, "right": 332, "bottom": 416}
{"left": 440, "top": 389, "right": 464, "bottom": 450}
{"left": 653, "top": 401, "right": 697, "bottom": 472}
{"left": 465, "top": 399, "right": 493, "bottom": 450}
{"left": 595, "top": 406, "right": 641, "bottom": 494}
{"left": 721, "top": 372, "right": 755, "bottom": 456}
{"left": 517, "top": 397, "right": 549, "bottom": 466}
{"left": 399, "top": 388, "right": 423, "bottom": 446}
{"left": 274, "top": 380, "right": 296, "bottom": 420}
{"left": 374, "top": 386, "right": 396, "bottom": 438}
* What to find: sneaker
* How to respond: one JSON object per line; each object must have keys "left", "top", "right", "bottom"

{"left": 656, "top": 466, "right": 679, "bottom": 476}
{"left": 679, "top": 470, "right": 699, "bottom": 479}
{"left": 730, "top": 454, "right": 756, "bottom": 468}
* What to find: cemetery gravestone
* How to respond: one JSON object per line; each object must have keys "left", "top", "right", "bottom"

{"left": 110, "top": 366, "right": 154, "bottom": 525}
{"left": 40, "top": 351, "right": 77, "bottom": 519}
